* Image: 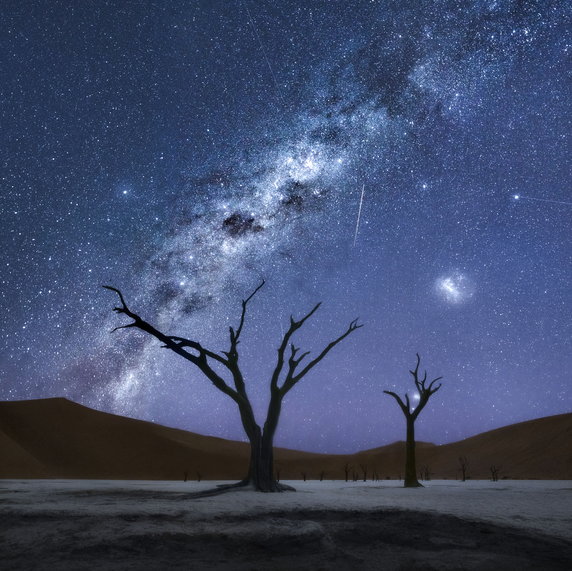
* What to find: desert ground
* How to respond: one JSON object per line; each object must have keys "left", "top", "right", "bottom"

{"left": 1, "top": 479, "right": 571, "bottom": 570}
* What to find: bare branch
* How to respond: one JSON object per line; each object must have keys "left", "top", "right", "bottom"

{"left": 103, "top": 285, "right": 241, "bottom": 404}
{"left": 427, "top": 377, "right": 443, "bottom": 394}
{"left": 222, "top": 281, "right": 265, "bottom": 397}
{"left": 281, "top": 318, "right": 363, "bottom": 394}
{"left": 165, "top": 336, "right": 229, "bottom": 366}
{"left": 110, "top": 322, "right": 138, "bottom": 333}
{"left": 269, "top": 302, "right": 322, "bottom": 391}
{"left": 102, "top": 285, "right": 129, "bottom": 312}
{"left": 409, "top": 353, "right": 421, "bottom": 381}
{"left": 383, "top": 390, "right": 409, "bottom": 416}
{"left": 291, "top": 302, "right": 321, "bottom": 329}
{"left": 234, "top": 279, "right": 265, "bottom": 344}
{"left": 103, "top": 285, "right": 142, "bottom": 330}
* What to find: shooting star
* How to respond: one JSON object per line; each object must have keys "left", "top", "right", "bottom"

{"left": 513, "top": 194, "right": 572, "bottom": 206}
{"left": 353, "top": 184, "right": 365, "bottom": 247}
{"left": 241, "top": 0, "right": 285, "bottom": 105}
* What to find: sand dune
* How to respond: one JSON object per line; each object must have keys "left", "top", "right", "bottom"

{"left": 0, "top": 398, "right": 570, "bottom": 480}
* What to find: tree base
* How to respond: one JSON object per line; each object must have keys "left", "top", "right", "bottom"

{"left": 187, "top": 478, "right": 296, "bottom": 498}
{"left": 403, "top": 480, "right": 424, "bottom": 488}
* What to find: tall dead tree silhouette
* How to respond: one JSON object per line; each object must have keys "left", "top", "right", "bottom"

{"left": 384, "top": 354, "right": 442, "bottom": 488}
{"left": 103, "top": 281, "right": 361, "bottom": 493}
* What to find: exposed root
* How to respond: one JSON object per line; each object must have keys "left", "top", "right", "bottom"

{"left": 275, "top": 482, "right": 296, "bottom": 492}
{"left": 216, "top": 479, "right": 250, "bottom": 490}
{"left": 187, "top": 479, "right": 296, "bottom": 498}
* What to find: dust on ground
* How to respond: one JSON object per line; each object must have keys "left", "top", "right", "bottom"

{"left": 2, "top": 504, "right": 571, "bottom": 570}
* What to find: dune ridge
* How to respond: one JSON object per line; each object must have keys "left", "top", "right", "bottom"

{"left": 0, "top": 398, "right": 570, "bottom": 480}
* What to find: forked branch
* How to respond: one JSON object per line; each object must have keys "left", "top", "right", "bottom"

{"left": 279, "top": 317, "right": 363, "bottom": 395}
{"left": 269, "top": 302, "right": 321, "bottom": 391}
{"left": 385, "top": 353, "right": 443, "bottom": 419}
{"left": 228, "top": 279, "right": 265, "bottom": 357}
{"left": 383, "top": 390, "right": 410, "bottom": 416}
{"left": 410, "top": 352, "right": 442, "bottom": 397}
{"left": 102, "top": 285, "right": 242, "bottom": 404}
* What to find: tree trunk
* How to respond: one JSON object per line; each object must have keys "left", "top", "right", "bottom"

{"left": 240, "top": 392, "right": 294, "bottom": 492}
{"left": 404, "top": 416, "right": 422, "bottom": 487}
{"left": 245, "top": 428, "right": 273, "bottom": 491}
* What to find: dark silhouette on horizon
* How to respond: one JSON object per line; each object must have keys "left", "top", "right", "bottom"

{"left": 384, "top": 354, "right": 443, "bottom": 488}
{"left": 459, "top": 456, "right": 470, "bottom": 482}
{"left": 103, "top": 281, "right": 361, "bottom": 493}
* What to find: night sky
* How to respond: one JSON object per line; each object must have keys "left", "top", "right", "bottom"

{"left": 1, "top": 0, "right": 570, "bottom": 454}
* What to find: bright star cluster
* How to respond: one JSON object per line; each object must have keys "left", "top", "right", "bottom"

{"left": 436, "top": 273, "right": 475, "bottom": 305}
{"left": 0, "top": 1, "right": 570, "bottom": 453}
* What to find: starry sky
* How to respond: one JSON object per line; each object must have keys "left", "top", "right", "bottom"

{"left": 1, "top": 0, "right": 570, "bottom": 454}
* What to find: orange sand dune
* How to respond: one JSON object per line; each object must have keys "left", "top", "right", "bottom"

{"left": 1, "top": 398, "right": 570, "bottom": 480}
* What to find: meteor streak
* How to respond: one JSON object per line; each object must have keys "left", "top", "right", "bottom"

{"left": 353, "top": 184, "right": 365, "bottom": 247}
{"left": 241, "top": 0, "right": 285, "bottom": 104}
{"left": 513, "top": 194, "right": 572, "bottom": 206}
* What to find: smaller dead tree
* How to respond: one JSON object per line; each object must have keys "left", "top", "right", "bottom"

{"left": 420, "top": 465, "right": 431, "bottom": 481}
{"left": 196, "top": 471, "right": 202, "bottom": 483}
{"left": 300, "top": 471, "right": 307, "bottom": 482}
{"left": 490, "top": 465, "right": 501, "bottom": 482}
{"left": 360, "top": 464, "right": 368, "bottom": 482}
{"left": 458, "top": 456, "right": 469, "bottom": 482}
{"left": 343, "top": 462, "right": 353, "bottom": 482}
{"left": 319, "top": 470, "right": 326, "bottom": 482}
{"left": 384, "top": 353, "right": 443, "bottom": 488}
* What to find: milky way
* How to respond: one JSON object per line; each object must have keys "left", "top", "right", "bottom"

{"left": 1, "top": 1, "right": 570, "bottom": 453}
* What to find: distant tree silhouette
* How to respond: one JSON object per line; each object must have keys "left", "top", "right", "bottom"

{"left": 319, "top": 470, "right": 326, "bottom": 482}
{"left": 343, "top": 462, "right": 353, "bottom": 482}
{"left": 359, "top": 463, "right": 368, "bottom": 482}
{"left": 458, "top": 456, "right": 469, "bottom": 481}
{"left": 490, "top": 464, "right": 501, "bottom": 482}
{"left": 384, "top": 354, "right": 443, "bottom": 488}
{"left": 371, "top": 467, "right": 379, "bottom": 482}
{"left": 104, "top": 281, "right": 361, "bottom": 493}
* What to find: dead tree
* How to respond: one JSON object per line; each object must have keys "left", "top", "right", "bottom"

{"left": 458, "top": 456, "right": 469, "bottom": 481}
{"left": 300, "top": 471, "right": 307, "bottom": 482}
{"left": 384, "top": 354, "right": 442, "bottom": 488}
{"left": 319, "top": 470, "right": 326, "bottom": 482}
{"left": 104, "top": 282, "right": 361, "bottom": 493}
{"left": 343, "top": 462, "right": 353, "bottom": 482}
{"left": 420, "top": 465, "right": 431, "bottom": 481}
{"left": 490, "top": 465, "right": 501, "bottom": 482}
{"left": 360, "top": 464, "right": 368, "bottom": 482}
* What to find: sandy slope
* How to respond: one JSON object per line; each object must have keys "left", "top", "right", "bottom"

{"left": 1, "top": 398, "right": 571, "bottom": 480}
